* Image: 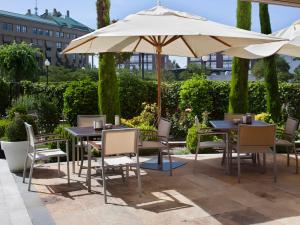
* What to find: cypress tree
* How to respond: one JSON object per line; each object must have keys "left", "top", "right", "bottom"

{"left": 229, "top": 0, "right": 252, "bottom": 113}
{"left": 96, "top": 0, "right": 120, "bottom": 123}
{"left": 259, "top": 3, "right": 281, "bottom": 122}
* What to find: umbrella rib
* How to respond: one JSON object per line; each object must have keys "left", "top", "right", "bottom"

{"left": 210, "top": 36, "right": 231, "bottom": 47}
{"left": 161, "top": 36, "right": 169, "bottom": 45}
{"left": 162, "top": 35, "right": 181, "bottom": 46}
{"left": 133, "top": 37, "right": 142, "bottom": 52}
{"left": 141, "top": 36, "right": 156, "bottom": 46}
{"left": 62, "top": 36, "right": 97, "bottom": 53}
{"left": 180, "top": 36, "right": 198, "bottom": 58}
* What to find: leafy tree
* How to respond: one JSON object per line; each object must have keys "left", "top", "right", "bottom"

{"left": 259, "top": 3, "right": 281, "bottom": 122}
{"left": 229, "top": 0, "right": 252, "bottom": 113}
{"left": 96, "top": 0, "right": 120, "bottom": 123}
{"left": 252, "top": 56, "right": 292, "bottom": 81}
{"left": 0, "top": 42, "right": 40, "bottom": 82}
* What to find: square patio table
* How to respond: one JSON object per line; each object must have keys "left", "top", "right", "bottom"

{"left": 209, "top": 120, "right": 269, "bottom": 173}
{"left": 209, "top": 120, "right": 268, "bottom": 130}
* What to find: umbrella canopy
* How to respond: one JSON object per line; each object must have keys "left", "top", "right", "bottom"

{"left": 63, "top": 5, "right": 284, "bottom": 117}
{"left": 225, "top": 20, "right": 300, "bottom": 59}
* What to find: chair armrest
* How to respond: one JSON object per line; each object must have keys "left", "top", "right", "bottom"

{"left": 35, "top": 138, "right": 68, "bottom": 145}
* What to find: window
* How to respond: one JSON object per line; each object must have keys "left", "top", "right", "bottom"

{"left": 56, "top": 31, "right": 60, "bottom": 38}
{"left": 32, "top": 28, "right": 38, "bottom": 34}
{"left": 60, "top": 32, "right": 64, "bottom": 38}
{"left": 49, "top": 30, "right": 53, "bottom": 37}
{"left": 38, "top": 29, "right": 43, "bottom": 35}
{"left": 16, "top": 25, "right": 21, "bottom": 32}
{"left": 66, "top": 33, "right": 70, "bottom": 39}
{"left": 3, "top": 23, "right": 13, "bottom": 31}
{"left": 56, "top": 42, "right": 62, "bottom": 49}
{"left": 71, "top": 34, "right": 77, "bottom": 39}
{"left": 21, "top": 26, "right": 27, "bottom": 33}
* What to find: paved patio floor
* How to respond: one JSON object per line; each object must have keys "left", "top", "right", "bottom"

{"left": 22, "top": 154, "right": 300, "bottom": 225}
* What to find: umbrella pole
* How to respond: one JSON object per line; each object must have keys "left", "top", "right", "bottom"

{"left": 156, "top": 46, "right": 162, "bottom": 121}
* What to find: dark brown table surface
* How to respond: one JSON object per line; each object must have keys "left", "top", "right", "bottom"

{"left": 209, "top": 120, "right": 268, "bottom": 130}
{"left": 65, "top": 126, "right": 126, "bottom": 137}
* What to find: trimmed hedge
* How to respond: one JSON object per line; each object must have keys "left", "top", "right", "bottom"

{"left": 63, "top": 80, "right": 98, "bottom": 126}
{"left": 6, "top": 77, "right": 300, "bottom": 129}
{"left": 21, "top": 81, "right": 68, "bottom": 116}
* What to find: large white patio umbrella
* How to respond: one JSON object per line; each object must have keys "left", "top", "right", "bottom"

{"left": 225, "top": 20, "right": 300, "bottom": 59}
{"left": 63, "top": 3, "right": 284, "bottom": 117}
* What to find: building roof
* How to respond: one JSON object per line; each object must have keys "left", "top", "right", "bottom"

{"left": 242, "top": 0, "right": 300, "bottom": 7}
{"left": 0, "top": 9, "right": 92, "bottom": 32}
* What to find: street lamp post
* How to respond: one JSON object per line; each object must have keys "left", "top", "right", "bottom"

{"left": 44, "top": 59, "right": 50, "bottom": 86}
{"left": 201, "top": 55, "right": 209, "bottom": 75}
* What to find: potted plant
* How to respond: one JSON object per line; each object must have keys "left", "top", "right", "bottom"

{"left": 1, "top": 115, "right": 37, "bottom": 172}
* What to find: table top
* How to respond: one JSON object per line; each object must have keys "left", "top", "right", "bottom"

{"left": 209, "top": 120, "right": 268, "bottom": 130}
{"left": 65, "top": 126, "right": 126, "bottom": 137}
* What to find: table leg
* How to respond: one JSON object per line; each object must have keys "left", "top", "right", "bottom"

{"left": 87, "top": 138, "right": 92, "bottom": 192}
{"left": 72, "top": 136, "right": 75, "bottom": 173}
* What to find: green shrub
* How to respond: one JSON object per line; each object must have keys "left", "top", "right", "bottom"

{"left": 180, "top": 77, "right": 213, "bottom": 118}
{"left": 0, "top": 119, "right": 10, "bottom": 138}
{"left": 21, "top": 81, "right": 68, "bottom": 116}
{"left": 8, "top": 95, "right": 37, "bottom": 119}
{"left": 0, "top": 79, "right": 9, "bottom": 116}
{"left": 63, "top": 79, "right": 98, "bottom": 126}
{"left": 186, "top": 125, "right": 198, "bottom": 153}
{"left": 50, "top": 124, "right": 72, "bottom": 152}
{"left": 119, "top": 74, "right": 156, "bottom": 119}
{"left": 36, "top": 96, "right": 60, "bottom": 133}
{"left": 5, "top": 115, "right": 37, "bottom": 142}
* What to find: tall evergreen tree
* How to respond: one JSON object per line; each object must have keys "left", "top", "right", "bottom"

{"left": 229, "top": 0, "right": 252, "bottom": 113}
{"left": 96, "top": 0, "right": 120, "bottom": 123}
{"left": 259, "top": 3, "right": 281, "bottom": 122}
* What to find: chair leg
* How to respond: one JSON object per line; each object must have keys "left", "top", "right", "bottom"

{"left": 294, "top": 146, "right": 298, "bottom": 174}
{"left": 237, "top": 152, "right": 241, "bottom": 183}
{"left": 66, "top": 141, "right": 70, "bottom": 184}
{"left": 263, "top": 153, "right": 266, "bottom": 174}
{"left": 221, "top": 150, "right": 226, "bottom": 166}
{"left": 23, "top": 155, "right": 28, "bottom": 183}
{"left": 126, "top": 165, "right": 129, "bottom": 180}
{"left": 28, "top": 160, "right": 35, "bottom": 191}
{"left": 102, "top": 166, "right": 107, "bottom": 203}
{"left": 287, "top": 146, "right": 290, "bottom": 167}
{"left": 274, "top": 148, "right": 277, "bottom": 183}
{"left": 78, "top": 147, "right": 84, "bottom": 177}
{"left": 195, "top": 147, "right": 199, "bottom": 161}
{"left": 58, "top": 156, "right": 61, "bottom": 176}
{"left": 77, "top": 146, "right": 80, "bottom": 166}
{"left": 167, "top": 148, "right": 173, "bottom": 176}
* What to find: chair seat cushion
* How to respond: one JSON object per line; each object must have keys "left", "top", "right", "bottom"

{"left": 29, "top": 149, "right": 66, "bottom": 160}
{"left": 139, "top": 141, "right": 166, "bottom": 150}
{"left": 199, "top": 140, "right": 225, "bottom": 149}
{"left": 97, "top": 156, "right": 136, "bottom": 167}
{"left": 276, "top": 139, "right": 293, "bottom": 146}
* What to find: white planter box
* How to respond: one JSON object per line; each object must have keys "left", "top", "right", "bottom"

{"left": 1, "top": 141, "right": 31, "bottom": 172}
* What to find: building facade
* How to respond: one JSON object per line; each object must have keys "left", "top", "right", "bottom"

{"left": 187, "top": 53, "right": 233, "bottom": 71}
{"left": 117, "top": 53, "right": 171, "bottom": 71}
{"left": 0, "top": 8, "right": 92, "bottom": 67}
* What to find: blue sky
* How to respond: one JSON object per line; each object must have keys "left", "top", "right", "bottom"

{"left": 2, "top": 0, "right": 300, "bottom": 66}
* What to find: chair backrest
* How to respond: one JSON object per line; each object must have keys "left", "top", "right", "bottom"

{"left": 238, "top": 124, "right": 276, "bottom": 153}
{"left": 24, "top": 122, "right": 36, "bottom": 150}
{"left": 157, "top": 118, "right": 171, "bottom": 140}
{"left": 77, "top": 115, "right": 106, "bottom": 127}
{"left": 102, "top": 129, "right": 138, "bottom": 156}
{"left": 284, "top": 117, "right": 299, "bottom": 136}
{"left": 224, "top": 113, "right": 244, "bottom": 121}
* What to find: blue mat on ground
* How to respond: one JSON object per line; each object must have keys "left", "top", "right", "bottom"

{"left": 141, "top": 158, "right": 187, "bottom": 171}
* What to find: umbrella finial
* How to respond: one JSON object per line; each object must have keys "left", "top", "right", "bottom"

{"left": 157, "top": 0, "right": 161, "bottom": 6}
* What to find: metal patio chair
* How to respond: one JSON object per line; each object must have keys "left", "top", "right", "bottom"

{"left": 23, "top": 122, "right": 70, "bottom": 191}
